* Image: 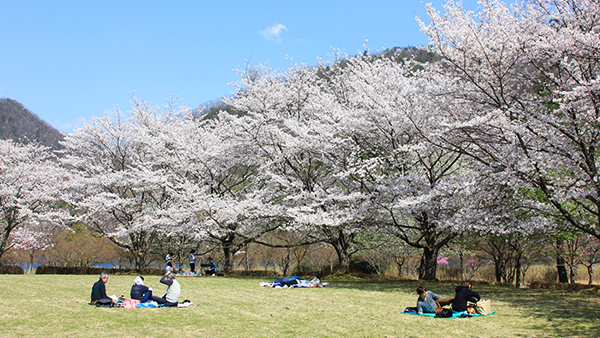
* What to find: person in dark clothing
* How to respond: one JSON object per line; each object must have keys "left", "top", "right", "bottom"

{"left": 130, "top": 276, "right": 154, "bottom": 303}
{"left": 166, "top": 253, "right": 173, "bottom": 270}
{"left": 188, "top": 249, "right": 196, "bottom": 274}
{"left": 90, "top": 272, "right": 116, "bottom": 305}
{"left": 205, "top": 257, "right": 217, "bottom": 276}
{"left": 452, "top": 281, "right": 480, "bottom": 313}
{"left": 130, "top": 275, "right": 169, "bottom": 304}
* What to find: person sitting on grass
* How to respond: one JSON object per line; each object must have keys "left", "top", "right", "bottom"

{"left": 130, "top": 276, "right": 154, "bottom": 303}
{"left": 90, "top": 272, "right": 117, "bottom": 305}
{"left": 204, "top": 257, "right": 217, "bottom": 276}
{"left": 414, "top": 285, "right": 453, "bottom": 315}
{"left": 153, "top": 272, "right": 180, "bottom": 307}
{"left": 452, "top": 280, "right": 480, "bottom": 315}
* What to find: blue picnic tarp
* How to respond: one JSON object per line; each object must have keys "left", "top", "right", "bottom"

{"left": 401, "top": 311, "right": 496, "bottom": 318}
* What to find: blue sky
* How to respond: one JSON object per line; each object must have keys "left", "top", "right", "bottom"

{"left": 0, "top": 0, "right": 481, "bottom": 133}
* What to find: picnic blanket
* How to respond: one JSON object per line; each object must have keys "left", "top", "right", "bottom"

{"left": 117, "top": 298, "right": 193, "bottom": 308}
{"left": 401, "top": 311, "right": 496, "bottom": 318}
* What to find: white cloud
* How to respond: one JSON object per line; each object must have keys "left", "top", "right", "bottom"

{"left": 259, "top": 23, "right": 288, "bottom": 43}
{"left": 52, "top": 117, "right": 84, "bottom": 134}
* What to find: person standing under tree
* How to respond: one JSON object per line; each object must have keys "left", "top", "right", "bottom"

{"left": 165, "top": 252, "right": 173, "bottom": 272}
{"left": 188, "top": 249, "right": 196, "bottom": 274}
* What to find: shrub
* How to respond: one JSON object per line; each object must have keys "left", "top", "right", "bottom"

{"left": 35, "top": 266, "right": 164, "bottom": 275}
{"left": 0, "top": 265, "right": 25, "bottom": 274}
{"left": 349, "top": 257, "right": 378, "bottom": 274}
{"left": 227, "top": 270, "right": 279, "bottom": 277}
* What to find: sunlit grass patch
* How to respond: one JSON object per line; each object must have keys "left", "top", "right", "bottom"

{"left": 0, "top": 275, "right": 598, "bottom": 337}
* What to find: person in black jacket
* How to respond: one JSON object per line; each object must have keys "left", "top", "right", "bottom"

{"left": 130, "top": 276, "right": 152, "bottom": 303}
{"left": 130, "top": 275, "right": 164, "bottom": 304}
{"left": 90, "top": 272, "right": 116, "bottom": 305}
{"left": 452, "top": 281, "right": 480, "bottom": 313}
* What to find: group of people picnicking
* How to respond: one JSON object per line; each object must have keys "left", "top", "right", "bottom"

{"left": 405, "top": 280, "right": 484, "bottom": 317}
{"left": 90, "top": 253, "right": 485, "bottom": 314}
{"left": 90, "top": 271, "right": 183, "bottom": 308}
{"left": 89, "top": 251, "right": 220, "bottom": 308}
{"left": 166, "top": 250, "right": 217, "bottom": 276}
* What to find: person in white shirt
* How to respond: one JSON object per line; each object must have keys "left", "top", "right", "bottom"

{"left": 188, "top": 249, "right": 196, "bottom": 273}
{"left": 155, "top": 272, "right": 181, "bottom": 307}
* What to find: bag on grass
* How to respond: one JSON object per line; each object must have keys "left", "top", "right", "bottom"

{"left": 475, "top": 299, "right": 492, "bottom": 315}
{"left": 123, "top": 298, "right": 141, "bottom": 309}
{"left": 95, "top": 298, "right": 113, "bottom": 307}
{"left": 435, "top": 308, "right": 453, "bottom": 318}
{"left": 404, "top": 307, "right": 417, "bottom": 314}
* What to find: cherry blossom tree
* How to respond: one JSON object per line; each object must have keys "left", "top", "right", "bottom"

{"left": 224, "top": 52, "right": 486, "bottom": 278}
{"left": 0, "top": 139, "right": 69, "bottom": 261}
{"left": 10, "top": 222, "right": 54, "bottom": 273}
{"left": 226, "top": 62, "right": 380, "bottom": 271}
{"left": 307, "top": 53, "right": 483, "bottom": 279}
{"left": 130, "top": 101, "right": 287, "bottom": 272}
{"left": 579, "top": 234, "right": 600, "bottom": 285}
{"left": 419, "top": 0, "right": 600, "bottom": 242}
{"left": 60, "top": 99, "right": 178, "bottom": 269}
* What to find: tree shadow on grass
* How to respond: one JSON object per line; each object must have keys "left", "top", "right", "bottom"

{"left": 329, "top": 279, "right": 600, "bottom": 337}
{"left": 329, "top": 279, "right": 455, "bottom": 295}
{"left": 484, "top": 285, "right": 600, "bottom": 337}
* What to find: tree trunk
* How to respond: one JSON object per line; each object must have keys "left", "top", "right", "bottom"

{"left": 568, "top": 258, "right": 576, "bottom": 284}
{"left": 28, "top": 250, "right": 35, "bottom": 274}
{"left": 394, "top": 257, "right": 405, "bottom": 277}
{"left": 134, "top": 250, "right": 147, "bottom": 272}
{"left": 587, "top": 264, "right": 594, "bottom": 285}
{"left": 418, "top": 246, "right": 438, "bottom": 280}
{"left": 328, "top": 230, "right": 353, "bottom": 272}
{"left": 460, "top": 250, "right": 466, "bottom": 281}
{"left": 284, "top": 250, "right": 291, "bottom": 276}
{"left": 460, "top": 232, "right": 466, "bottom": 281}
{"left": 243, "top": 244, "right": 250, "bottom": 271}
{"left": 125, "top": 230, "right": 153, "bottom": 271}
{"left": 493, "top": 257, "right": 503, "bottom": 283}
{"left": 334, "top": 246, "right": 350, "bottom": 272}
{"left": 418, "top": 220, "right": 440, "bottom": 280}
{"left": 515, "top": 259, "right": 522, "bottom": 288}
{"left": 223, "top": 244, "right": 233, "bottom": 273}
{"left": 556, "top": 255, "right": 569, "bottom": 283}
{"left": 131, "top": 241, "right": 149, "bottom": 271}
{"left": 0, "top": 216, "right": 18, "bottom": 261}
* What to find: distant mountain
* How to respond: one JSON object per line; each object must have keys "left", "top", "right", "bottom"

{"left": 0, "top": 98, "right": 64, "bottom": 149}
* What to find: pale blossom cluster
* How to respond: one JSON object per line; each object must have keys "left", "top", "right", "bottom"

{"left": 2, "top": 0, "right": 598, "bottom": 279}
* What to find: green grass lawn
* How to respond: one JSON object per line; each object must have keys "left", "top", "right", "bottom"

{"left": 0, "top": 274, "right": 598, "bottom": 337}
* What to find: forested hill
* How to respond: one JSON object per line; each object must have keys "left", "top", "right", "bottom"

{"left": 0, "top": 98, "right": 64, "bottom": 149}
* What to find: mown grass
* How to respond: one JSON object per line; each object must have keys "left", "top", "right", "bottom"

{"left": 0, "top": 274, "right": 598, "bottom": 337}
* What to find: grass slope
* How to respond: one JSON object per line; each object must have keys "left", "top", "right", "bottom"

{"left": 0, "top": 275, "right": 598, "bottom": 337}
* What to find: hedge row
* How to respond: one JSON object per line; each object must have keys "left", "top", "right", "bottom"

{"left": 227, "top": 270, "right": 280, "bottom": 277}
{"left": 35, "top": 266, "right": 165, "bottom": 275}
{"left": 0, "top": 265, "right": 24, "bottom": 274}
